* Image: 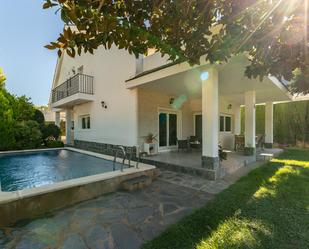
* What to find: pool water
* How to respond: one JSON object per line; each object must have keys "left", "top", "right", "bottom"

{"left": 0, "top": 149, "right": 123, "bottom": 192}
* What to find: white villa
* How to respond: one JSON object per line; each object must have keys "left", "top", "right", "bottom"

{"left": 50, "top": 45, "right": 292, "bottom": 180}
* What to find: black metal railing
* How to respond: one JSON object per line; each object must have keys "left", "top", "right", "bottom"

{"left": 52, "top": 74, "right": 94, "bottom": 103}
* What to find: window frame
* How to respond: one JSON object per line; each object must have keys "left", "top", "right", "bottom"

{"left": 219, "top": 114, "right": 232, "bottom": 133}
{"left": 80, "top": 115, "right": 91, "bottom": 130}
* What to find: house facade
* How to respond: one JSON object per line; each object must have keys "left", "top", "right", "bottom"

{"left": 50, "top": 45, "right": 292, "bottom": 179}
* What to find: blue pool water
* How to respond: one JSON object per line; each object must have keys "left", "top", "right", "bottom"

{"left": 0, "top": 149, "right": 123, "bottom": 192}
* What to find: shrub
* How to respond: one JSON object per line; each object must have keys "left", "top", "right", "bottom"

{"left": 33, "top": 109, "right": 45, "bottom": 124}
{"left": 45, "top": 140, "right": 64, "bottom": 148}
{"left": 14, "top": 120, "right": 42, "bottom": 149}
{"left": 41, "top": 123, "right": 61, "bottom": 140}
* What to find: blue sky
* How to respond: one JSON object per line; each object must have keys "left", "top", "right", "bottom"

{"left": 0, "top": 1, "right": 63, "bottom": 106}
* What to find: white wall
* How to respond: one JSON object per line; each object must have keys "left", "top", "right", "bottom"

{"left": 56, "top": 46, "right": 138, "bottom": 146}
{"left": 142, "top": 53, "right": 170, "bottom": 72}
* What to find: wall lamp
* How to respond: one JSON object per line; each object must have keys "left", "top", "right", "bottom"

{"left": 101, "top": 101, "right": 107, "bottom": 109}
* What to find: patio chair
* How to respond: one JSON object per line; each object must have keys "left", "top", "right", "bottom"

{"left": 188, "top": 136, "right": 202, "bottom": 150}
{"left": 177, "top": 139, "right": 189, "bottom": 152}
{"left": 234, "top": 135, "right": 245, "bottom": 151}
{"left": 256, "top": 134, "right": 265, "bottom": 150}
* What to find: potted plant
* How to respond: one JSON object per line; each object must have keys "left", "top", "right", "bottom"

{"left": 142, "top": 133, "right": 158, "bottom": 155}
{"left": 143, "top": 133, "right": 158, "bottom": 144}
{"left": 219, "top": 144, "right": 227, "bottom": 161}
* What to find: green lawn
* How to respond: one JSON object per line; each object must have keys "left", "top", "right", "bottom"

{"left": 142, "top": 149, "right": 309, "bottom": 249}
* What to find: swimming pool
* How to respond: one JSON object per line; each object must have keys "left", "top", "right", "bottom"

{"left": 0, "top": 149, "right": 124, "bottom": 192}
{"left": 0, "top": 148, "right": 157, "bottom": 226}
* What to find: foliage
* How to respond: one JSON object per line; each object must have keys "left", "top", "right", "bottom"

{"left": 33, "top": 109, "right": 45, "bottom": 124}
{"left": 142, "top": 149, "right": 309, "bottom": 249}
{"left": 241, "top": 105, "right": 265, "bottom": 135}
{"left": 143, "top": 133, "right": 158, "bottom": 143}
{"left": 0, "top": 68, "right": 65, "bottom": 151}
{"left": 45, "top": 140, "right": 64, "bottom": 148}
{"left": 0, "top": 68, "right": 5, "bottom": 86}
{"left": 219, "top": 144, "right": 227, "bottom": 161}
{"left": 44, "top": 0, "right": 309, "bottom": 94}
{"left": 14, "top": 121, "right": 42, "bottom": 150}
{"left": 0, "top": 68, "right": 38, "bottom": 150}
{"left": 274, "top": 101, "right": 309, "bottom": 145}
{"left": 41, "top": 123, "right": 61, "bottom": 141}
{"left": 241, "top": 100, "right": 309, "bottom": 146}
{"left": 60, "top": 119, "right": 66, "bottom": 136}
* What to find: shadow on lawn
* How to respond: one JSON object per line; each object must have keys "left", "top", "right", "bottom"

{"left": 142, "top": 151, "right": 309, "bottom": 249}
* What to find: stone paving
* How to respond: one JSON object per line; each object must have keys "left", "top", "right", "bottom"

{"left": 0, "top": 180, "right": 213, "bottom": 249}
{"left": 159, "top": 160, "right": 264, "bottom": 194}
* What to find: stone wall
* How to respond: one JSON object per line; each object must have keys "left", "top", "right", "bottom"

{"left": 74, "top": 140, "right": 137, "bottom": 159}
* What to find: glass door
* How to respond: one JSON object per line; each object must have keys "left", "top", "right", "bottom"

{"left": 195, "top": 114, "right": 202, "bottom": 141}
{"left": 159, "top": 113, "right": 168, "bottom": 147}
{"left": 159, "top": 111, "right": 178, "bottom": 149}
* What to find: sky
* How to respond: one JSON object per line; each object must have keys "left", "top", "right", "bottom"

{"left": 0, "top": 0, "right": 63, "bottom": 106}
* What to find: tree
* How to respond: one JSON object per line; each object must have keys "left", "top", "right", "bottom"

{"left": 0, "top": 68, "right": 15, "bottom": 150}
{"left": 0, "top": 68, "right": 40, "bottom": 150}
{"left": 41, "top": 123, "right": 61, "bottom": 141}
{"left": 44, "top": 0, "right": 309, "bottom": 94}
{"left": 33, "top": 109, "right": 45, "bottom": 124}
{"left": 0, "top": 68, "right": 5, "bottom": 86}
{"left": 14, "top": 121, "right": 42, "bottom": 150}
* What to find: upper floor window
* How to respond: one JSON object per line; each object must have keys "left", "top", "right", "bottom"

{"left": 220, "top": 115, "right": 232, "bottom": 132}
{"left": 81, "top": 115, "right": 90, "bottom": 129}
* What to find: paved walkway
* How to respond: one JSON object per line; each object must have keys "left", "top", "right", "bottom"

{"left": 0, "top": 158, "right": 269, "bottom": 249}
{"left": 0, "top": 181, "right": 212, "bottom": 249}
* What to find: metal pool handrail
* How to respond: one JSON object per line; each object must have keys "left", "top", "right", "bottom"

{"left": 113, "top": 146, "right": 140, "bottom": 172}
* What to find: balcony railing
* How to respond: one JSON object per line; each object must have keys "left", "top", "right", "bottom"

{"left": 52, "top": 74, "right": 94, "bottom": 103}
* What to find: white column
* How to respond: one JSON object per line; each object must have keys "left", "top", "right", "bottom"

{"left": 55, "top": 111, "right": 60, "bottom": 127}
{"left": 133, "top": 88, "right": 139, "bottom": 146}
{"left": 234, "top": 105, "right": 241, "bottom": 135}
{"left": 65, "top": 109, "right": 72, "bottom": 145}
{"left": 244, "top": 91, "right": 256, "bottom": 154}
{"left": 201, "top": 67, "right": 219, "bottom": 180}
{"left": 265, "top": 102, "right": 274, "bottom": 148}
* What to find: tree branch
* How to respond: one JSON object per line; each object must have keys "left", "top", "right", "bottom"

{"left": 97, "top": 0, "right": 105, "bottom": 13}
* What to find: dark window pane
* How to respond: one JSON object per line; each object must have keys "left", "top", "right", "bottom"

{"left": 169, "top": 114, "right": 177, "bottom": 146}
{"left": 82, "top": 118, "right": 86, "bottom": 129}
{"left": 87, "top": 117, "right": 90, "bottom": 129}
{"left": 159, "top": 113, "right": 167, "bottom": 147}
{"left": 225, "top": 116, "right": 231, "bottom": 132}
{"left": 220, "top": 116, "right": 224, "bottom": 132}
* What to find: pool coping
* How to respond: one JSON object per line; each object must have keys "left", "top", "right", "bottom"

{"left": 0, "top": 147, "right": 157, "bottom": 226}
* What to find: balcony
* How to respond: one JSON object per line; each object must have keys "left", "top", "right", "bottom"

{"left": 51, "top": 74, "right": 95, "bottom": 108}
